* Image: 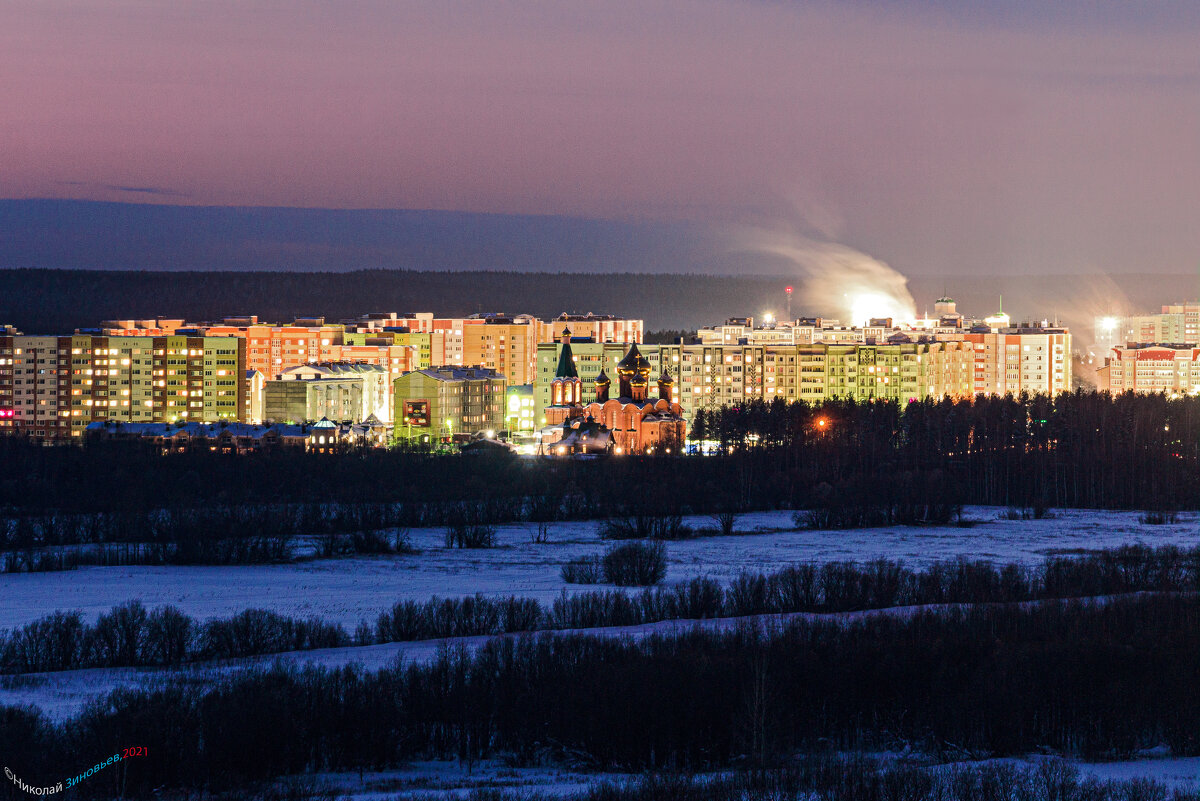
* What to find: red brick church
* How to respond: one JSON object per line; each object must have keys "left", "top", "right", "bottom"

{"left": 541, "top": 330, "right": 686, "bottom": 455}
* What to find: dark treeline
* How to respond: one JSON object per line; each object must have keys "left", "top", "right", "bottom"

{"left": 0, "top": 603, "right": 349, "bottom": 673}
{"left": 3, "top": 391, "right": 1199, "bottom": 520}
{"left": 8, "top": 544, "right": 1200, "bottom": 675}
{"left": 690, "top": 390, "right": 1200, "bottom": 511}
{"left": 0, "top": 266, "right": 782, "bottom": 335}
{"left": 7, "top": 594, "right": 1200, "bottom": 798}
{"left": 0, "top": 502, "right": 416, "bottom": 567}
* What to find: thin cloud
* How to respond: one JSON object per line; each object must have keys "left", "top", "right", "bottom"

{"left": 102, "top": 185, "right": 190, "bottom": 198}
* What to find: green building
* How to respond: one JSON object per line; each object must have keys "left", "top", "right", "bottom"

{"left": 394, "top": 366, "right": 507, "bottom": 443}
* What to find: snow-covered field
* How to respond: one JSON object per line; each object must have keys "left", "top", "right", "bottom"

{"left": 0, "top": 507, "right": 1196, "bottom": 632}
{"left": 288, "top": 755, "right": 1200, "bottom": 799}
{"left": 3, "top": 508, "right": 1196, "bottom": 795}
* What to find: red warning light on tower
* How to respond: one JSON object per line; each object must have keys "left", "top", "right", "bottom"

{"left": 785, "top": 286, "right": 792, "bottom": 294}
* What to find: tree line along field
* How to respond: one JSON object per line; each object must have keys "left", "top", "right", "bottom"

{"left": 6, "top": 594, "right": 1200, "bottom": 798}
{"left": 1, "top": 391, "right": 1198, "bottom": 523}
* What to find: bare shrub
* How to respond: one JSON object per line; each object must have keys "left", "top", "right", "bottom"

{"left": 711, "top": 510, "right": 737, "bottom": 537}
{"left": 445, "top": 521, "right": 497, "bottom": 549}
{"left": 602, "top": 541, "right": 667, "bottom": 586}
{"left": 562, "top": 555, "right": 603, "bottom": 584}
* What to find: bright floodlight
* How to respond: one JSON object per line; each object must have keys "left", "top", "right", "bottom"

{"left": 1100, "top": 316, "right": 1119, "bottom": 333}
{"left": 763, "top": 312, "right": 774, "bottom": 324}
{"left": 850, "top": 292, "right": 897, "bottom": 326}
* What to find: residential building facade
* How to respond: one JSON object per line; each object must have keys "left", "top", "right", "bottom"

{"left": 264, "top": 363, "right": 390, "bottom": 424}
{"left": 393, "top": 366, "right": 507, "bottom": 443}
{"left": 1099, "top": 344, "right": 1200, "bottom": 395}
{"left": 0, "top": 333, "right": 245, "bottom": 440}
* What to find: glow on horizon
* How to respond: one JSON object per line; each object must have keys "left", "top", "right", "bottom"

{"left": 848, "top": 293, "right": 916, "bottom": 327}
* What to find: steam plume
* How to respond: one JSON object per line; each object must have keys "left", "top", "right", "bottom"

{"left": 731, "top": 228, "right": 917, "bottom": 325}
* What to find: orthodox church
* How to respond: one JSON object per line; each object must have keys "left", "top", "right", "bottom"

{"left": 541, "top": 328, "right": 686, "bottom": 455}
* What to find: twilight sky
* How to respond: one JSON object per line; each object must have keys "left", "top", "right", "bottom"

{"left": 3, "top": 1, "right": 1200, "bottom": 278}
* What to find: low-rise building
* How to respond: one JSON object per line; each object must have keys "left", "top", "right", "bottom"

{"left": 84, "top": 418, "right": 389, "bottom": 452}
{"left": 264, "top": 363, "right": 389, "bottom": 424}
{"left": 393, "top": 366, "right": 507, "bottom": 444}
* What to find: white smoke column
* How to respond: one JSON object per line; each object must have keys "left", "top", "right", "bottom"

{"left": 732, "top": 228, "right": 917, "bottom": 325}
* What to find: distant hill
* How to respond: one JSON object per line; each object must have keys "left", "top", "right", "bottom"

{"left": 0, "top": 268, "right": 785, "bottom": 333}
{"left": 3, "top": 267, "right": 1198, "bottom": 339}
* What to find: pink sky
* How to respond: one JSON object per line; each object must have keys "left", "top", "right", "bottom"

{"left": 3, "top": 1, "right": 1199, "bottom": 276}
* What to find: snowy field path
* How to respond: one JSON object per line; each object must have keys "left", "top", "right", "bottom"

{"left": 0, "top": 507, "right": 1196, "bottom": 632}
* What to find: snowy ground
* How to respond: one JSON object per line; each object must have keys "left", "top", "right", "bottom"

{"left": 302, "top": 762, "right": 622, "bottom": 800}
{"left": 3, "top": 508, "right": 1197, "bottom": 795}
{"left": 295, "top": 755, "right": 1200, "bottom": 800}
{"left": 1079, "top": 756, "right": 1200, "bottom": 788}
{"left": 0, "top": 507, "right": 1196, "bottom": 632}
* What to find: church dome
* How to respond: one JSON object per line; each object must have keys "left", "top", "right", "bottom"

{"left": 617, "top": 343, "right": 651, "bottom": 371}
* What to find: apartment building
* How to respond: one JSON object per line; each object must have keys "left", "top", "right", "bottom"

{"left": 534, "top": 339, "right": 633, "bottom": 425}
{"left": 1093, "top": 304, "right": 1200, "bottom": 352}
{"left": 380, "top": 312, "right": 640, "bottom": 388}
{"left": 534, "top": 313, "right": 642, "bottom": 347}
{"left": 202, "top": 321, "right": 344, "bottom": 376}
{"left": 963, "top": 327, "right": 1072, "bottom": 396}
{"left": 393, "top": 367, "right": 507, "bottom": 443}
{"left": 264, "top": 363, "right": 391, "bottom": 424}
{"left": 0, "top": 333, "right": 245, "bottom": 440}
{"left": 534, "top": 333, "right": 1068, "bottom": 427}
{"left": 1099, "top": 344, "right": 1200, "bottom": 395}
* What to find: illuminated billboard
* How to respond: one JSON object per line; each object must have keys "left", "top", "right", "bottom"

{"left": 404, "top": 400, "right": 430, "bottom": 427}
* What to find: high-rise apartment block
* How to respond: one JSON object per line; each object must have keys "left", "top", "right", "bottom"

{"left": 0, "top": 332, "right": 245, "bottom": 440}
{"left": 1092, "top": 304, "right": 1200, "bottom": 353}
